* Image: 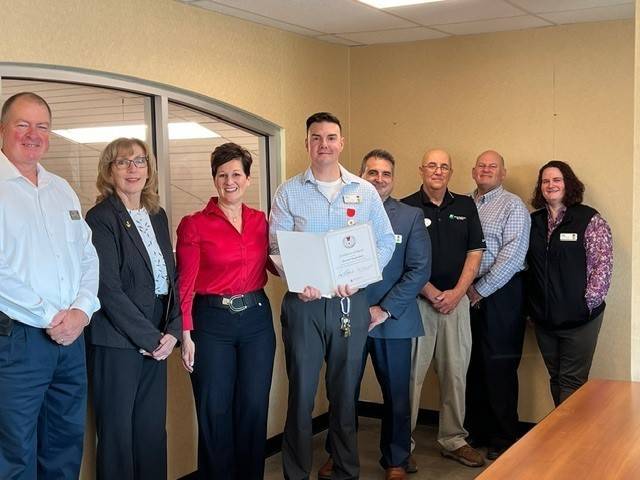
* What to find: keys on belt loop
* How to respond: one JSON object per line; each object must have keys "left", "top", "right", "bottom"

{"left": 222, "top": 294, "right": 248, "bottom": 313}
{"left": 340, "top": 296, "right": 351, "bottom": 338}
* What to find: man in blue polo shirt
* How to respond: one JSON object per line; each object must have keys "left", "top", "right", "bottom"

{"left": 403, "top": 148, "right": 485, "bottom": 471}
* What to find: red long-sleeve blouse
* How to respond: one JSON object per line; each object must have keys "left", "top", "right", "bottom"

{"left": 176, "top": 197, "right": 269, "bottom": 330}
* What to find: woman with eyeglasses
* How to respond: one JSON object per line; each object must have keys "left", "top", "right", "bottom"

{"left": 176, "top": 142, "right": 275, "bottom": 480}
{"left": 85, "top": 137, "right": 181, "bottom": 480}
{"left": 526, "top": 160, "right": 613, "bottom": 406}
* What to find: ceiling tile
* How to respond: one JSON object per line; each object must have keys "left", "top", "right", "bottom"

{"left": 538, "top": 4, "right": 635, "bottom": 24}
{"left": 387, "top": 0, "right": 527, "bottom": 25}
{"left": 202, "top": 0, "right": 415, "bottom": 34}
{"left": 339, "top": 27, "right": 448, "bottom": 44}
{"left": 314, "top": 34, "right": 362, "bottom": 46}
{"left": 434, "top": 15, "right": 552, "bottom": 35}
{"left": 190, "top": 0, "right": 323, "bottom": 35}
{"left": 508, "top": 0, "right": 633, "bottom": 14}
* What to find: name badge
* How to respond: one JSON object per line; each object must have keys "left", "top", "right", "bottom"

{"left": 394, "top": 234, "right": 403, "bottom": 244}
{"left": 560, "top": 233, "right": 578, "bottom": 241}
{"left": 69, "top": 210, "right": 81, "bottom": 220}
{"left": 343, "top": 194, "right": 362, "bottom": 204}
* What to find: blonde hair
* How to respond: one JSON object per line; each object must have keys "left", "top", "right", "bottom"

{"left": 96, "top": 137, "right": 160, "bottom": 214}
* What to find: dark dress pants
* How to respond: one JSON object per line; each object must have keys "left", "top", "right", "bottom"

{"left": 190, "top": 294, "right": 275, "bottom": 480}
{"left": 89, "top": 296, "right": 169, "bottom": 480}
{"left": 281, "top": 290, "right": 369, "bottom": 480}
{"left": 0, "top": 322, "right": 87, "bottom": 480}
{"left": 465, "top": 274, "right": 525, "bottom": 450}
{"left": 535, "top": 311, "right": 603, "bottom": 406}
{"left": 360, "top": 336, "right": 412, "bottom": 469}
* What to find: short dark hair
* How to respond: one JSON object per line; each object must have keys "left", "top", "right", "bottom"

{"left": 360, "top": 148, "right": 395, "bottom": 175}
{"left": 211, "top": 142, "right": 252, "bottom": 177}
{"left": 306, "top": 112, "right": 341, "bottom": 133}
{"left": 1, "top": 92, "right": 52, "bottom": 123}
{"left": 531, "top": 160, "right": 584, "bottom": 209}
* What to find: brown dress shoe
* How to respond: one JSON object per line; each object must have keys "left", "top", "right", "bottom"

{"left": 318, "top": 457, "right": 333, "bottom": 480}
{"left": 441, "top": 443, "right": 485, "bottom": 467}
{"left": 405, "top": 454, "right": 417, "bottom": 473}
{"left": 385, "top": 466, "right": 407, "bottom": 480}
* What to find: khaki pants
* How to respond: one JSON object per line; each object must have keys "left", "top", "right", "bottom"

{"left": 409, "top": 296, "right": 471, "bottom": 452}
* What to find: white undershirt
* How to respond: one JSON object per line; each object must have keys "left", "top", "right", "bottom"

{"left": 316, "top": 178, "right": 343, "bottom": 202}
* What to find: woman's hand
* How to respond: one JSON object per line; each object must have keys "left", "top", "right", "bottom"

{"left": 181, "top": 330, "right": 195, "bottom": 373}
{"left": 152, "top": 333, "right": 178, "bottom": 361}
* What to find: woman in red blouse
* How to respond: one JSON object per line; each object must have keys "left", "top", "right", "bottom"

{"left": 176, "top": 143, "right": 275, "bottom": 480}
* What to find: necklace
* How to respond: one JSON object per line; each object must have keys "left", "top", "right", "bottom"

{"left": 219, "top": 203, "right": 241, "bottom": 224}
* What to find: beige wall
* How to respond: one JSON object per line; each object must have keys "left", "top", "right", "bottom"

{"left": 0, "top": 0, "right": 636, "bottom": 478}
{"left": 351, "top": 20, "right": 635, "bottom": 422}
{"left": 632, "top": 0, "right": 640, "bottom": 382}
{"left": 0, "top": 0, "right": 350, "bottom": 478}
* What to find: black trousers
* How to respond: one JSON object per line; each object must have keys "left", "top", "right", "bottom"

{"left": 281, "top": 290, "right": 369, "bottom": 480}
{"left": 89, "top": 296, "right": 168, "bottom": 480}
{"left": 465, "top": 274, "right": 525, "bottom": 449}
{"left": 191, "top": 293, "right": 275, "bottom": 480}
{"left": 535, "top": 311, "right": 603, "bottom": 406}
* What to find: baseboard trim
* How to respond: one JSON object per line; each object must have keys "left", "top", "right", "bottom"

{"left": 178, "top": 402, "right": 535, "bottom": 478}
{"left": 178, "top": 412, "right": 329, "bottom": 479}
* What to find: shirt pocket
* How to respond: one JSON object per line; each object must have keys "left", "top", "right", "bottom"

{"left": 63, "top": 211, "right": 85, "bottom": 243}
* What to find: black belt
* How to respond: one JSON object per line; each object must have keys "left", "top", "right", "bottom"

{"left": 0, "top": 310, "right": 13, "bottom": 336}
{"left": 195, "top": 290, "right": 265, "bottom": 314}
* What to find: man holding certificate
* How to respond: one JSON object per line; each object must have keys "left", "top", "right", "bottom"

{"left": 269, "top": 113, "right": 395, "bottom": 480}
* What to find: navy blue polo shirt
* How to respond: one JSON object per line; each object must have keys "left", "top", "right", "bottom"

{"left": 402, "top": 188, "right": 485, "bottom": 291}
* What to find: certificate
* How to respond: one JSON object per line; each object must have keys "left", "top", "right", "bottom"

{"left": 276, "top": 223, "right": 382, "bottom": 298}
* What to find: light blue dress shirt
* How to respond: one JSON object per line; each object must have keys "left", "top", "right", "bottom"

{"left": 269, "top": 164, "right": 395, "bottom": 277}
{"left": 472, "top": 185, "right": 530, "bottom": 297}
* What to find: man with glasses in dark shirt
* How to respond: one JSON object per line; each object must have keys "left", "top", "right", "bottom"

{"left": 402, "top": 149, "right": 485, "bottom": 471}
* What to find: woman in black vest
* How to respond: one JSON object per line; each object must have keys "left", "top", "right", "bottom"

{"left": 526, "top": 161, "right": 612, "bottom": 406}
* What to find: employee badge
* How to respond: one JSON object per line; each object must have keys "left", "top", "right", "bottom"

{"left": 343, "top": 194, "right": 362, "bottom": 204}
{"left": 340, "top": 296, "right": 351, "bottom": 338}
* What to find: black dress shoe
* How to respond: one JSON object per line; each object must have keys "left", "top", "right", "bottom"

{"left": 487, "top": 445, "right": 507, "bottom": 460}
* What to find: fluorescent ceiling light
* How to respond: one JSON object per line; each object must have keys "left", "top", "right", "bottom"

{"left": 359, "top": 0, "right": 444, "bottom": 8}
{"left": 53, "top": 122, "right": 219, "bottom": 143}
{"left": 168, "top": 122, "right": 220, "bottom": 140}
{"left": 53, "top": 125, "right": 148, "bottom": 144}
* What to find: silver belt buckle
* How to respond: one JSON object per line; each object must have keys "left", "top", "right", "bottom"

{"left": 222, "top": 294, "right": 248, "bottom": 313}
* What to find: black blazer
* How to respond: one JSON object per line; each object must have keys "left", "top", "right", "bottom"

{"left": 85, "top": 195, "right": 181, "bottom": 352}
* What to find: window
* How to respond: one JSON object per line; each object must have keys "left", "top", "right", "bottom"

{"left": 168, "top": 102, "right": 264, "bottom": 242}
{"left": 0, "top": 64, "right": 281, "bottom": 238}
{"left": 1, "top": 78, "right": 153, "bottom": 215}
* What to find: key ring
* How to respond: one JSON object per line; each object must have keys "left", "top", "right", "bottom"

{"left": 340, "top": 296, "right": 351, "bottom": 317}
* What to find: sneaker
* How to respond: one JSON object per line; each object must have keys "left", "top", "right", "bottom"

{"left": 405, "top": 454, "right": 418, "bottom": 474}
{"left": 441, "top": 444, "right": 485, "bottom": 467}
{"left": 318, "top": 457, "right": 333, "bottom": 480}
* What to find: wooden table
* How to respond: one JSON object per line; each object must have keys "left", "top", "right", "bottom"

{"left": 476, "top": 379, "right": 640, "bottom": 480}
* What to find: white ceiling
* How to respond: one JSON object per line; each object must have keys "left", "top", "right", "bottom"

{"left": 176, "top": 0, "right": 634, "bottom": 46}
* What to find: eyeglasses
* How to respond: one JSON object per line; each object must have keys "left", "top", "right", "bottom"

{"left": 113, "top": 156, "right": 148, "bottom": 169}
{"left": 421, "top": 163, "right": 450, "bottom": 173}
